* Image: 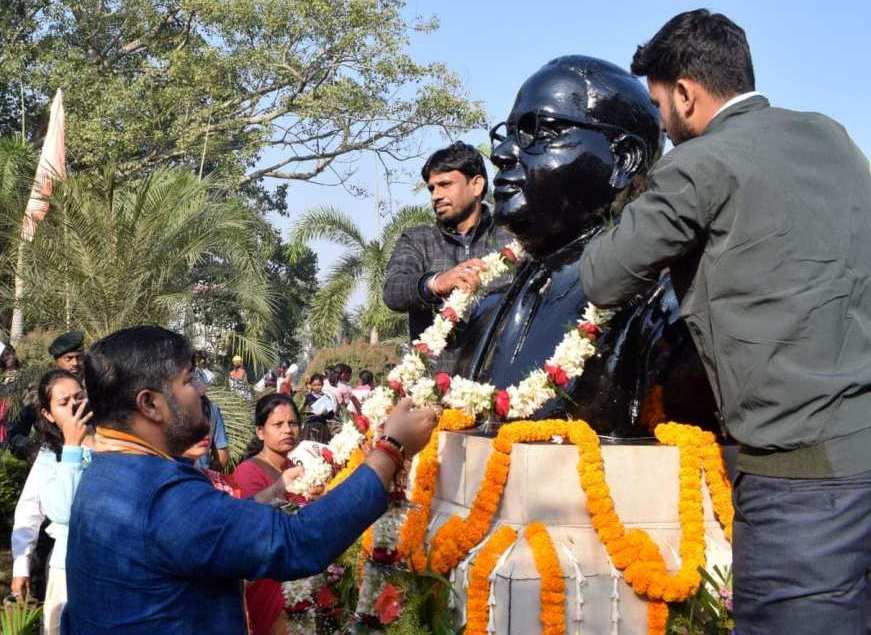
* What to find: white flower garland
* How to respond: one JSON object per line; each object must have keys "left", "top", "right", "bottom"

{"left": 363, "top": 239, "right": 615, "bottom": 423}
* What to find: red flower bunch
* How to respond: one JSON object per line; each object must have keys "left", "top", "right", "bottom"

{"left": 545, "top": 363, "right": 569, "bottom": 387}
{"left": 441, "top": 307, "right": 459, "bottom": 323}
{"left": 353, "top": 414, "right": 370, "bottom": 433}
{"left": 388, "top": 380, "right": 405, "bottom": 396}
{"left": 315, "top": 585, "right": 338, "bottom": 610}
{"left": 414, "top": 342, "right": 432, "bottom": 356}
{"left": 500, "top": 246, "right": 519, "bottom": 263}
{"left": 371, "top": 547, "right": 401, "bottom": 565}
{"left": 320, "top": 447, "right": 335, "bottom": 466}
{"left": 373, "top": 583, "right": 404, "bottom": 625}
{"left": 434, "top": 372, "right": 452, "bottom": 395}
{"left": 578, "top": 321, "right": 601, "bottom": 340}
{"left": 493, "top": 390, "right": 511, "bottom": 419}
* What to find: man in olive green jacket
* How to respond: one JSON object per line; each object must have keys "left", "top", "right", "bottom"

{"left": 580, "top": 10, "right": 871, "bottom": 634}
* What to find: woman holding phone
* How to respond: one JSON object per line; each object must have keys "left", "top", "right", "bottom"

{"left": 11, "top": 369, "right": 93, "bottom": 633}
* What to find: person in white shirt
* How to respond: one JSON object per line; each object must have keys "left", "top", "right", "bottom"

{"left": 10, "top": 369, "right": 93, "bottom": 634}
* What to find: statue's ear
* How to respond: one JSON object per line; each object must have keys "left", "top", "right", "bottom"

{"left": 609, "top": 134, "right": 646, "bottom": 190}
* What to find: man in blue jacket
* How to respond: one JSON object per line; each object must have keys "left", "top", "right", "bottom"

{"left": 62, "top": 326, "right": 436, "bottom": 634}
{"left": 580, "top": 9, "right": 871, "bottom": 634}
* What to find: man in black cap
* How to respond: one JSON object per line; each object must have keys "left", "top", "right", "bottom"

{"left": 47, "top": 331, "right": 84, "bottom": 378}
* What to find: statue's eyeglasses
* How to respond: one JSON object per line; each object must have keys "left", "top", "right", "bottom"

{"left": 489, "top": 111, "right": 637, "bottom": 154}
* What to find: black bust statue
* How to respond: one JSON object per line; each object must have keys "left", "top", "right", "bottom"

{"left": 455, "top": 55, "right": 721, "bottom": 439}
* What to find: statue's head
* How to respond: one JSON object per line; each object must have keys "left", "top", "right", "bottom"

{"left": 490, "top": 55, "right": 662, "bottom": 258}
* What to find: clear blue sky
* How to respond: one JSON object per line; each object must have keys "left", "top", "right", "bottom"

{"left": 268, "top": 0, "right": 871, "bottom": 299}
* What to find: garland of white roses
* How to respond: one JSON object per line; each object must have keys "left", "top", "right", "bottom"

{"left": 284, "top": 239, "right": 614, "bottom": 504}
{"left": 358, "top": 239, "right": 615, "bottom": 434}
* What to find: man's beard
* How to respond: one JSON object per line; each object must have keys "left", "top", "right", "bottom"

{"left": 164, "top": 393, "right": 210, "bottom": 456}
{"left": 666, "top": 101, "right": 696, "bottom": 146}
{"left": 437, "top": 200, "right": 477, "bottom": 230}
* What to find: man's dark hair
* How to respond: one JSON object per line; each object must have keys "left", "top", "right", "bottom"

{"left": 631, "top": 9, "right": 755, "bottom": 97}
{"left": 358, "top": 369, "right": 374, "bottom": 388}
{"left": 421, "top": 141, "right": 489, "bottom": 196}
{"left": 85, "top": 325, "right": 193, "bottom": 430}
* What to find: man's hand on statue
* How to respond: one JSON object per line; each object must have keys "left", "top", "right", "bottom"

{"left": 430, "top": 259, "right": 488, "bottom": 296}
{"left": 382, "top": 398, "right": 438, "bottom": 457}
{"left": 280, "top": 465, "right": 305, "bottom": 493}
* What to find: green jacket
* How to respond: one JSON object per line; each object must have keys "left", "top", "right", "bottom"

{"left": 581, "top": 95, "right": 871, "bottom": 478}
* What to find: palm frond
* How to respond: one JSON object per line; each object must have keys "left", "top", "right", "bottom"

{"left": 287, "top": 205, "right": 367, "bottom": 263}
{"left": 309, "top": 259, "right": 359, "bottom": 347}
{"left": 382, "top": 204, "right": 434, "bottom": 253}
{"left": 204, "top": 384, "right": 255, "bottom": 465}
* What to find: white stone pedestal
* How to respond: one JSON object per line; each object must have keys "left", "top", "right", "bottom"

{"left": 427, "top": 432, "right": 734, "bottom": 634}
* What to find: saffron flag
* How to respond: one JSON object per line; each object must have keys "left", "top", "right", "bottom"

{"left": 21, "top": 88, "right": 66, "bottom": 241}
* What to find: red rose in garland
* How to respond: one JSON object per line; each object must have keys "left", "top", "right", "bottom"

{"left": 434, "top": 372, "right": 452, "bottom": 395}
{"left": 494, "top": 390, "right": 511, "bottom": 419}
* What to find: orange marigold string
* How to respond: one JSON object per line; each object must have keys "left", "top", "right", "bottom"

{"left": 396, "top": 410, "right": 474, "bottom": 571}
{"left": 465, "top": 526, "right": 518, "bottom": 635}
{"left": 700, "top": 440, "right": 734, "bottom": 542}
{"left": 525, "top": 522, "right": 566, "bottom": 635}
{"left": 647, "top": 600, "right": 669, "bottom": 635}
{"left": 438, "top": 408, "right": 476, "bottom": 431}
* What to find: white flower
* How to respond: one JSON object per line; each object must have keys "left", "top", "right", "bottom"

{"left": 282, "top": 576, "right": 315, "bottom": 607}
{"left": 582, "top": 303, "right": 616, "bottom": 326}
{"left": 478, "top": 252, "right": 508, "bottom": 287}
{"left": 443, "top": 288, "right": 474, "bottom": 320}
{"left": 547, "top": 329, "right": 597, "bottom": 377}
{"left": 551, "top": 435, "right": 565, "bottom": 444}
{"left": 287, "top": 452, "right": 334, "bottom": 497}
{"left": 442, "top": 376, "right": 495, "bottom": 415}
{"left": 507, "top": 370, "right": 555, "bottom": 418}
{"left": 387, "top": 352, "right": 427, "bottom": 387}
{"left": 328, "top": 420, "right": 364, "bottom": 465}
{"left": 409, "top": 377, "right": 438, "bottom": 408}
{"left": 414, "top": 314, "right": 453, "bottom": 357}
{"left": 361, "top": 386, "right": 395, "bottom": 428}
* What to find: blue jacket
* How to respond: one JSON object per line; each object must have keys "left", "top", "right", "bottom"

{"left": 62, "top": 452, "right": 387, "bottom": 634}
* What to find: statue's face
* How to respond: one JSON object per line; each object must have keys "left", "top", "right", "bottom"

{"left": 490, "top": 67, "right": 625, "bottom": 257}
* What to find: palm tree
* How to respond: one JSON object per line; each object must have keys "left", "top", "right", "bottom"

{"left": 288, "top": 204, "right": 434, "bottom": 346}
{"left": 0, "top": 166, "right": 276, "bottom": 365}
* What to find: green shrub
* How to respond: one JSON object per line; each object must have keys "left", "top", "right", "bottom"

{"left": 1, "top": 599, "right": 42, "bottom": 635}
{"left": 0, "top": 453, "right": 29, "bottom": 549}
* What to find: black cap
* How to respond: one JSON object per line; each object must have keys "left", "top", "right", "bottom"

{"left": 49, "top": 331, "right": 84, "bottom": 358}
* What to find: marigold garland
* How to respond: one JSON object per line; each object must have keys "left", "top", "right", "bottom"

{"left": 425, "top": 420, "right": 731, "bottom": 615}
{"left": 438, "top": 408, "right": 476, "bottom": 431}
{"left": 396, "top": 409, "right": 476, "bottom": 572}
{"left": 525, "top": 522, "right": 566, "bottom": 635}
{"left": 465, "top": 526, "right": 518, "bottom": 635}
{"left": 647, "top": 600, "right": 669, "bottom": 635}
{"left": 700, "top": 440, "right": 734, "bottom": 543}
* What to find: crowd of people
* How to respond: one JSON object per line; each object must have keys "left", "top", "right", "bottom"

{"left": 1, "top": 329, "right": 424, "bottom": 635}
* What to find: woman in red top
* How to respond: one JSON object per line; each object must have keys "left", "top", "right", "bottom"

{"left": 232, "top": 393, "right": 303, "bottom": 635}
